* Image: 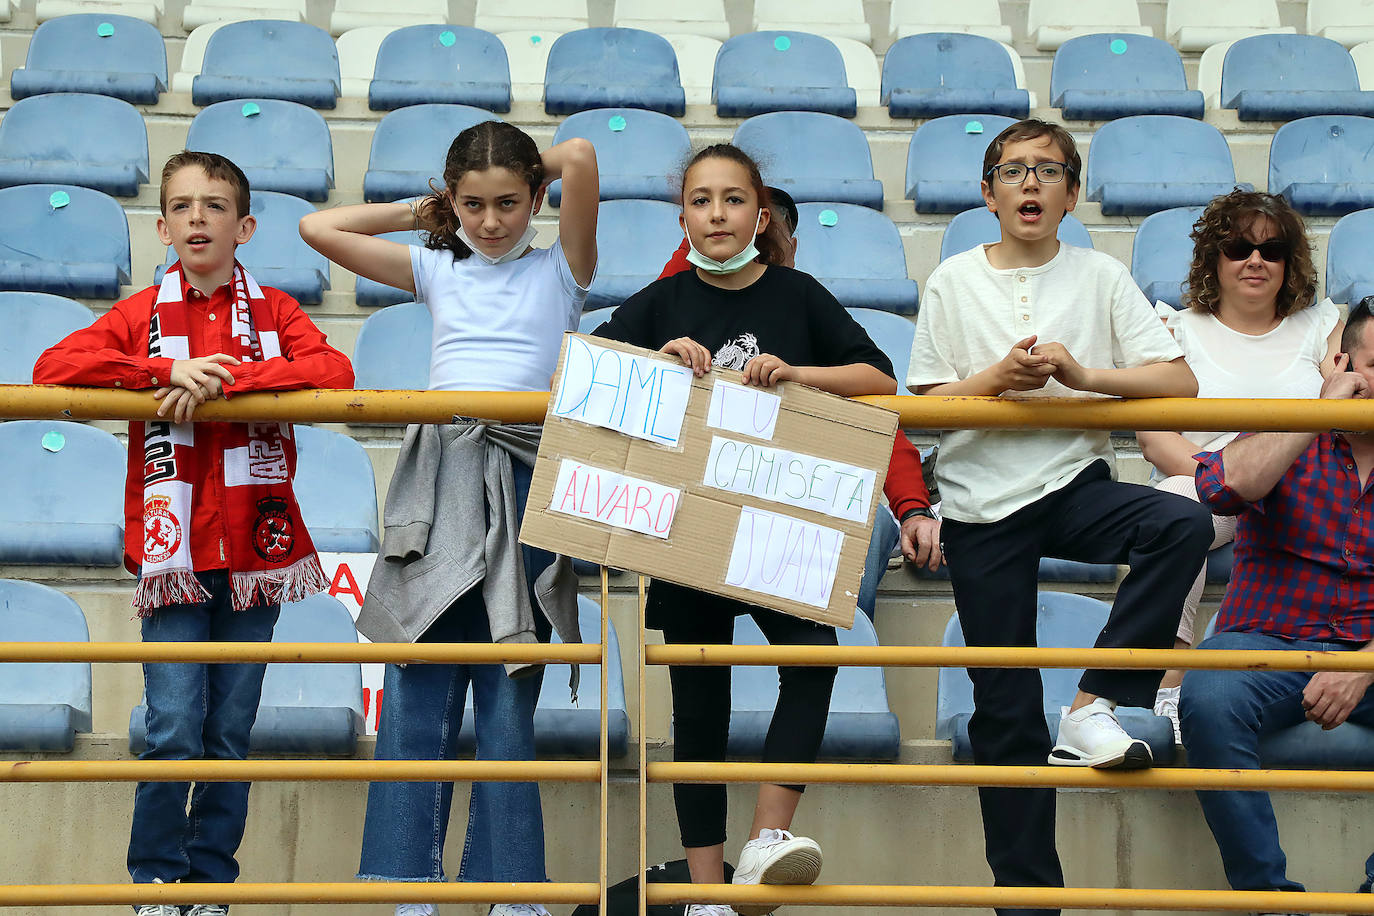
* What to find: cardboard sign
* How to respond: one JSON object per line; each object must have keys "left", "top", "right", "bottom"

{"left": 520, "top": 334, "right": 898, "bottom": 628}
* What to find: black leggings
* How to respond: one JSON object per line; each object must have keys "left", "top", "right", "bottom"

{"left": 660, "top": 593, "right": 838, "bottom": 849}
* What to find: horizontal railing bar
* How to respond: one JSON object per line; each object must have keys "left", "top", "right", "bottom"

{"left": 0, "top": 642, "right": 601, "bottom": 664}
{"left": 0, "top": 882, "right": 599, "bottom": 906}
{"left": 0, "top": 760, "right": 601, "bottom": 783}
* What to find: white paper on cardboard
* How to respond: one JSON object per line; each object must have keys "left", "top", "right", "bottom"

{"left": 549, "top": 458, "right": 681, "bottom": 539}
{"left": 550, "top": 335, "right": 693, "bottom": 446}
{"left": 706, "top": 379, "right": 780, "bottom": 440}
{"left": 724, "top": 507, "right": 845, "bottom": 608}
{"left": 702, "top": 435, "right": 876, "bottom": 523}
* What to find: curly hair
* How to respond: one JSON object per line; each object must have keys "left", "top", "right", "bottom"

{"left": 1183, "top": 189, "right": 1318, "bottom": 318}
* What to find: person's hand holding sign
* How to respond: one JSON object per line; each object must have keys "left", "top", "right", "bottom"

{"left": 660, "top": 337, "right": 712, "bottom": 376}
{"left": 742, "top": 353, "right": 798, "bottom": 388}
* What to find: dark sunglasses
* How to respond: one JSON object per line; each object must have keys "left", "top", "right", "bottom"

{"left": 1219, "top": 238, "right": 1289, "bottom": 262}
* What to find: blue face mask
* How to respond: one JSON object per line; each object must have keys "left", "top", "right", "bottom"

{"left": 684, "top": 209, "right": 764, "bottom": 275}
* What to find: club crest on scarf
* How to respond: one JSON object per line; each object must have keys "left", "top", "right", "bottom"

{"left": 253, "top": 496, "right": 294, "bottom": 563}
{"left": 142, "top": 495, "right": 183, "bottom": 565}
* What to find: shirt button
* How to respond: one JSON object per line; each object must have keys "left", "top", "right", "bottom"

{"left": 150, "top": 377, "right": 158, "bottom": 385}
{"left": 1020, "top": 296, "right": 1028, "bottom": 302}
{"left": 114, "top": 380, "right": 122, "bottom": 387}
{"left": 1022, "top": 314, "right": 1030, "bottom": 321}
{"left": 208, "top": 313, "right": 216, "bottom": 321}
{"left": 1018, "top": 276, "right": 1027, "bottom": 283}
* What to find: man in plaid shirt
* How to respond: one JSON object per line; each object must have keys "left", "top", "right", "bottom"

{"left": 1181, "top": 301, "right": 1374, "bottom": 899}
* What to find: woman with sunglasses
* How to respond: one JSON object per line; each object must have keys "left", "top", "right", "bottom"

{"left": 1138, "top": 189, "right": 1341, "bottom": 742}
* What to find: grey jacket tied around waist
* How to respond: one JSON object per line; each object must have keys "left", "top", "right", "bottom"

{"left": 357, "top": 420, "right": 581, "bottom": 692}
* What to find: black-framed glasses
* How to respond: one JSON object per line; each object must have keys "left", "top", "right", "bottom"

{"left": 984, "top": 162, "right": 1073, "bottom": 185}
{"left": 1219, "top": 238, "right": 1289, "bottom": 263}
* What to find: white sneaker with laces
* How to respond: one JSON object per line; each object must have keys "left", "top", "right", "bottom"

{"left": 1049, "top": 697, "right": 1153, "bottom": 768}
{"left": 685, "top": 906, "right": 738, "bottom": 916}
{"left": 1154, "top": 685, "right": 1182, "bottom": 746}
{"left": 731, "top": 827, "right": 823, "bottom": 916}
{"left": 185, "top": 906, "right": 229, "bottom": 916}
{"left": 489, "top": 906, "right": 550, "bottom": 916}
{"left": 135, "top": 878, "right": 180, "bottom": 916}
{"left": 396, "top": 904, "right": 435, "bottom": 916}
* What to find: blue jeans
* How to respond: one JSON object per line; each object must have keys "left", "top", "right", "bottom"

{"left": 856, "top": 507, "right": 900, "bottom": 622}
{"left": 128, "top": 571, "right": 280, "bottom": 885}
{"left": 1181, "top": 630, "right": 1374, "bottom": 892}
{"left": 358, "top": 459, "right": 555, "bottom": 882}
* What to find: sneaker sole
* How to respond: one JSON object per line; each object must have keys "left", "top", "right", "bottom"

{"left": 1048, "top": 740, "right": 1153, "bottom": 769}
{"left": 734, "top": 847, "right": 824, "bottom": 916}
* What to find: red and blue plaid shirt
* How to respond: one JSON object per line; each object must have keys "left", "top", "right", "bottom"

{"left": 1196, "top": 433, "right": 1374, "bottom": 643}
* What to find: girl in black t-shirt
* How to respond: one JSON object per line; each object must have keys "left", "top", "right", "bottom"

{"left": 594, "top": 145, "right": 896, "bottom": 916}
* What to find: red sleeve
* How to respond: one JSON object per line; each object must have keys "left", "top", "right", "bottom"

{"left": 658, "top": 238, "right": 692, "bottom": 279}
{"left": 32, "top": 289, "right": 175, "bottom": 391}
{"left": 884, "top": 431, "right": 931, "bottom": 519}
{"left": 221, "top": 289, "right": 355, "bottom": 395}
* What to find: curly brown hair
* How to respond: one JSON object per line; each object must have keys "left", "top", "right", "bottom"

{"left": 1183, "top": 189, "right": 1318, "bottom": 318}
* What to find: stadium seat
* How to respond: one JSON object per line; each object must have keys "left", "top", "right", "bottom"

{"left": 183, "top": 0, "right": 304, "bottom": 30}
{"left": 363, "top": 105, "right": 501, "bottom": 202}
{"left": 1309, "top": 0, "right": 1374, "bottom": 48}
{"left": 9, "top": 14, "right": 166, "bottom": 104}
{"left": 0, "top": 293, "right": 94, "bottom": 385}
{"left": 914, "top": 556, "right": 1116, "bottom": 583}
{"left": 830, "top": 37, "right": 882, "bottom": 109}
{"left": 1131, "top": 206, "right": 1204, "bottom": 308}
{"left": 728, "top": 610, "right": 899, "bottom": 760}
{"left": 499, "top": 30, "right": 562, "bottom": 103}
{"left": 0, "top": 184, "right": 130, "bottom": 299}
{"left": 1269, "top": 116, "right": 1374, "bottom": 215}
{"left": 0, "top": 421, "right": 125, "bottom": 566}
{"left": 543, "top": 28, "right": 685, "bottom": 116}
{"left": 889, "top": 0, "right": 1011, "bottom": 44}
{"left": 1206, "top": 542, "right": 1233, "bottom": 586}
{"left": 36, "top": 0, "right": 159, "bottom": 25}
{"left": 172, "top": 20, "right": 252, "bottom": 93}
{"left": 940, "top": 207, "right": 1094, "bottom": 262}
{"left": 613, "top": 0, "right": 728, "bottom": 41}
{"left": 733, "top": 112, "right": 884, "bottom": 210}
{"left": 355, "top": 228, "right": 427, "bottom": 305}
{"left": 1356, "top": 41, "right": 1374, "bottom": 90}
{"left": 936, "top": 595, "right": 1175, "bottom": 764}
{"left": 477, "top": 0, "right": 587, "bottom": 34}
{"left": 578, "top": 306, "right": 616, "bottom": 335}
{"left": 292, "top": 426, "right": 380, "bottom": 553}
{"left": 0, "top": 580, "right": 92, "bottom": 752}
{"left": 549, "top": 109, "right": 689, "bottom": 205}
{"left": 1164, "top": 0, "right": 1295, "bottom": 52}
{"left": 712, "top": 31, "right": 857, "bottom": 118}
{"left": 662, "top": 34, "right": 721, "bottom": 106}
{"left": 192, "top": 20, "right": 340, "bottom": 109}
{"left": 586, "top": 199, "right": 683, "bottom": 309}
{"left": 1084, "top": 116, "right": 1244, "bottom": 216}
{"left": 0, "top": 94, "right": 149, "bottom": 197}
{"left": 753, "top": 0, "right": 871, "bottom": 45}
{"left": 329, "top": 0, "right": 445, "bottom": 35}
{"left": 367, "top": 25, "right": 512, "bottom": 112}
{"left": 1220, "top": 35, "right": 1374, "bottom": 120}
{"left": 848, "top": 308, "right": 915, "bottom": 381}
{"left": 904, "top": 114, "right": 1017, "bottom": 214}
{"left": 1027, "top": 0, "right": 1152, "bottom": 50}
{"left": 1327, "top": 209, "right": 1374, "bottom": 305}
{"left": 881, "top": 34, "right": 1030, "bottom": 120}
{"left": 793, "top": 203, "right": 919, "bottom": 314}
{"left": 336, "top": 26, "right": 392, "bottom": 98}
{"left": 353, "top": 301, "right": 433, "bottom": 390}
{"left": 1050, "top": 33, "right": 1205, "bottom": 120}
{"left": 186, "top": 99, "right": 333, "bottom": 202}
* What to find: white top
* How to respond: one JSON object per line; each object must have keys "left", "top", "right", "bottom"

{"left": 411, "top": 239, "right": 590, "bottom": 392}
{"left": 1157, "top": 298, "right": 1338, "bottom": 454}
{"left": 907, "top": 243, "right": 1183, "bottom": 524}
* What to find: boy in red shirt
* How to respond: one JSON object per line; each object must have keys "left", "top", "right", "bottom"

{"left": 34, "top": 151, "right": 353, "bottom": 913}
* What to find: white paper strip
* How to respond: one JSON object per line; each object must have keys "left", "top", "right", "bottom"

{"left": 549, "top": 459, "right": 681, "bottom": 539}
{"left": 551, "top": 336, "right": 693, "bottom": 446}
{"left": 706, "top": 379, "right": 780, "bottom": 440}
{"left": 725, "top": 506, "right": 844, "bottom": 608}
{"left": 702, "top": 436, "right": 876, "bottom": 523}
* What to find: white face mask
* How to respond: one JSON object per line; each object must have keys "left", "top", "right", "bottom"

{"left": 454, "top": 202, "right": 538, "bottom": 266}
{"left": 685, "top": 209, "right": 764, "bottom": 275}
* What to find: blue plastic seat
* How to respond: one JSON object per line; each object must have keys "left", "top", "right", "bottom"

{"left": 353, "top": 301, "right": 433, "bottom": 391}
{"left": 881, "top": 33, "right": 1029, "bottom": 120}
{"left": 0, "top": 580, "right": 92, "bottom": 752}
{"left": 848, "top": 307, "right": 914, "bottom": 381}
{"left": 1221, "top": 35, "right": 1374, "bottom": 121}
{"left": 363, "top": 105, "right": 501, "bottom": 203}
{"left": 733, "top": 112, "right": 884, "bottom": 210}
{"left": 1085, "top": 116, "right": 1244, "bottom": 216}
{"left": 186, "top": 100, "right": 333, "bottom": 202}
{"left": 586, "top": 199, "right": 684, "bottom": 309}
{"left": 713, "top": 31, "right": 857, "bottom": 118}
{"left": 0, "top": 292, "right": 94, "bottom": 385}
{"left": 905, "top": 115, "right": 1016, "bottom": 214}
{"left": 727, "top": 610, "right": 899, "bottom": 760}
{"left": 915, "top": 556, "right": 1116, "bottom": 583}
{"left": 939, "top": 206, "right": 1094, "bottom": 262}
{"left": 10, "top": 14, "right": 167, "bottom": 104}
{"left": 0, "top": 420, "right": 125, "bottom": 566}
{"left": 1206, "top": 542, "right": 1233, "bottom": 585}
{"left": 1327, "top": 209, "right": 1374, "bottom": 305}
{"left": 1131, "top": 206, "right": 1203, "bottom": 308}
{"left": 936, "top": 594, "right": 1175, "bottom": 763}
{"left": 192, "top": 20, "right": 340, "bottom": 109}
{"left": 355, "top": 229, "right": 429, "bottom": 305}
{"left": 792, "top": 203, "right": 919, "bottom": 314}
{"left": 1051, "top": 34, "right": 1204, "bottom": 121}
{"left": 0, "top": 94, "right": 148, "bottom": 197}
{"left": 578, "top": 306, "right": 616, "bottom": 334}
{"left": 368, "top": 25, "right": 512, "bottom": 112}
{"left": 549, "top": 108, "right": 689, "bottom": 205}
{"left": 544, "top": 28, "right": 685, "bottom": 116}
{"left": 0, "top": 184, "right": 130, "bottom": 298}
{"left": 1269, "top": 116, "right": 1374, "bottom": 216}
{"left": 291, "top": 426, "right": 380, "bottom": 552}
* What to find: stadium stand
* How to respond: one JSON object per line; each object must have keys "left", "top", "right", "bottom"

{"left": 35, "top": 0, "right": 159, "bottom": 25}
{"left": 1326, "top": 208, "right": 1374, "bottom": 305}
{"left": 548, "top": 108, "right": 689, "bottom": 205}
{"left": 793, "top": 203, "right": 920, "bottom": 314}
{"left": 0, "top": 580, "right": 92, "bottom": 753}
{"left": 904, "top": 114, "right": 1016, "bottom": 214}
{"left": 1307, "top": 0, "right": 1374, "bottom": 48}
{"left": 1356, "top": 40, "right": 1374, "bottom": 89}
{"left": 0, "top": 184, "right": 130, "bottom": 299}
{"left": 352, "top": 301, "right": 433, "bottom": 390}
{"left": 733, "top": 112, "right": 884, "bottom": 210}
{"left": 328, "top": 0, "right": 445, "bottom": 36}
{"left": 291, "top": 426, "right": 381, "bottom": 553}
{"left": 476, "top": 0, "right": 588, "bottom": 34}
{"left": 499, "top": 29, "right": 562, "bottom": 104}
{"left": 335, "top": 26, "right": 392, "bottom": 98}
{"left": 848, "top": 307, "right": 916, "bottom": 381}
{"left": 1084, "top": 116, "right": 1244, "bottom": 216}
{"left": 830, "top": 37, "right": 882, "bottom": 109}
{"left": 1131, "top": 206, "right": 1205, "bottom": 309}
{"left": 578, "top": 307, "right": 615, "bottom": 335}
{"left": 182, "top": 0, "right": 305, "bottom": 30}
{"left": 752, "top": 0, "right": 872, "bottom": 46}
{"left": 0, "top": 94, "right": 149, "bottom": 197}
{"left": 8, "top": 14, "right": 166, "bottom": 104}
{"left": 888, "top": 0, "right": 1012, "bottom": 44}
{"left": 940, "top": 207, "right": 1094, "bottom": 263}
{"left": 354, "top": 229, "right": 428, "bottom": 306}
{"left": 712, "top": 31, "right": 857, "bottom": 118}
{"left": 0, "top": 293, "right": 94, "bottom": 385}
{"left": 1050, "top": 33, "right": 1205, "bottom": 120}
{"left": 1219, "top": 35, "right": 1374, "bottom": 120}
{"left": 185, "top": 99, "right": 334, "bottom": 202}
{"left": 586, "top": 199, "right": 683, "bottom": 310}
{"left": 1268, "top": 116, "right": 1374, "bottom": 215}
{"left": 362, "top": 105, "right": 500, "bottom": 202}
{"left": 365, "top": 25, "right": 512, "bottom": 112}
{"left": 171, "top": 20, "right": 250, "bottom": 94}
{"left": 1164, "top": 0, "right": 1296, "bottom": 52}
{"left": 191, "top": 20, "right": 341, "bottom": 109}
{"left": 661, "top": 34, "right": 722, "bottom": 105}
{"left": 612, "top": 0, "right": 728, "bottom": 41}
{"left": 881, "top": 33, "right": 1031, "bottom": 120}
{"left": 1026, "top": 0, "right": 1153, "bottom": 51}
{"left": 543, "top": 28, "right": 686, "bottom": 116}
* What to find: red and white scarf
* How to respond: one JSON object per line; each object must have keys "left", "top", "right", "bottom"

{"left": 132, "top": 262, "right": 327, "bottom": 614}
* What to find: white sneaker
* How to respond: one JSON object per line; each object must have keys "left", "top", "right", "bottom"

{"left": 1154, "top": 685, "right": 1182, "bottom": 746}
{"left": 135, "top": 878, "right": 180, "bottom": 916}
{"left": 732, "top": 828, "right": 823, "bottom": 916}
{"left": 489, "top": 906, "right": 549, "bottom": 916}
{"left": 396, "top": 905, "right": 435, "bottom": 916}
{"left": 1049, "top": 697, "right": 1153, "bottom": 769}
{"left": 685, "top": 907, "right": 738, "bottom": 916}
{"left": 185, "top": 907, "right": 228, "bottom": 916}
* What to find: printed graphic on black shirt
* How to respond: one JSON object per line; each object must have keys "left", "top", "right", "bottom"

{"left": 714, "top": 333, "right": 760, "bottom": 370}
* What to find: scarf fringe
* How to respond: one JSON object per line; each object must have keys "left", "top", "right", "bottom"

{"left": 231, "top": 554, "right": 330, "bottom": 610}
{"left": 133, "top": 571, "right": 213, "bottom": 618}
